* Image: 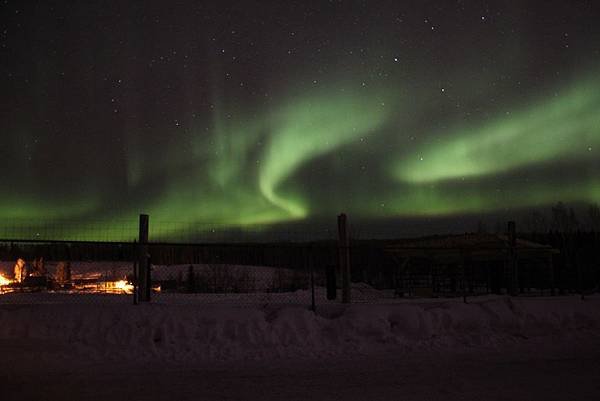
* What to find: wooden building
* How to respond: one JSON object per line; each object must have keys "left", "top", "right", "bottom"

{"left": 384, "top": 233, "right": 559, "bottom": 297}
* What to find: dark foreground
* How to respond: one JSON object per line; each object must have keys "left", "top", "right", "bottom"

{"left": 3, "top": 341, "right": 600, "bottom": 401}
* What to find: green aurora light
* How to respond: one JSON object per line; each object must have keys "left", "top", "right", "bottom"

{"left": 2, "top": 71, "right": 600, "bottom": 240}
{"left": 394, "top": 76, "right": 600, "bottom": 184}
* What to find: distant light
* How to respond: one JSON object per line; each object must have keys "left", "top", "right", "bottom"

{"left": 0, "top": 273, "right": 12, "bottom": 286}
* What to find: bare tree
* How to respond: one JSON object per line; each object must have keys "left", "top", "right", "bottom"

{"left": 14, "top": 258, "right": 27, "bottom": 283}
{"left": 551, "top": 202, "right": 578, "bottom": 233}
{"left": 522, "top": 210, "right": 548, "bottom": 233}
{"left": 55, "top": 261, "right": 71, "bottom": 286}
{"left": 551, "top": 202, "right": 582, "bottom": 298}
{"left": 588, "top": 203, "right": 600, "bottom": 231}
{"left": 31, "top": 257, "right": 46, "bottom": 276}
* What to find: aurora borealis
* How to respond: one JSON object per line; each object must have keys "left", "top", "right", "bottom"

{"left": 1, "top": 1, "right": 599, "bottom": 240}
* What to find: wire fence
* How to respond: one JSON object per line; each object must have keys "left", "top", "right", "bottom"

{"left": 1, "top": 228, "right": 599, "bottom": 306}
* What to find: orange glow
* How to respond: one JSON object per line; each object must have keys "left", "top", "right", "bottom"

{"left": 113, "top": 279, "right": 134, "bottom": 294}
{"left": 0, "top": 273, "right": 12, "bottom": 286}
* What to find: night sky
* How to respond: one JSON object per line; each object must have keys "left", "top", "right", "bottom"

{"left": 1, "top": 1, "right": 599, "bottom": 239}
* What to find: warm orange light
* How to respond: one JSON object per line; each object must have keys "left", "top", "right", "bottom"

{"left": 113, "top": 279, "right": 134, "bottom": 294}
{"left": 0, "top": 273, "right": 12, "bottom": 286}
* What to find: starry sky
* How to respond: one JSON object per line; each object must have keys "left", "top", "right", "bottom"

{"left": 1, "top": 0, "right": 599, "bottom": 240}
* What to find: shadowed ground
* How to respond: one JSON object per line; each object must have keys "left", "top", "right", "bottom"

{"left": 4, "top": 341, "right": 600, "bottom": 401}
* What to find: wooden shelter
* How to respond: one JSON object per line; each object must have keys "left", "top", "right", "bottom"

{"left": 384, "top": 233, "right": 559, "bottom": 297}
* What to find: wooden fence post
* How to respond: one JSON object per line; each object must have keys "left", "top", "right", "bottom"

{"left": 548, "top": 255, "right": 555, "bottom": 296}
{"left": 461, "top": 250, "right": 471, "bottom": 303}
{"left": 338, "top": 213, "right": 351, "bottom": 304}
{"left": 138, "top": 214, "right": 151, "bottom": 302}
{"left": 132, "top": 240, "right": 138, "bottom": 305}
{"left": 508, "top": 221, "right": 519, "bottom": 296}
{"left": 308, "top": 243, "right": 316, "bottom": 312}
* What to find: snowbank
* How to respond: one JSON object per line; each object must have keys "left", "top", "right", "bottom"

{"left": 1, "top": 296, "right": 599, "bottom": 363}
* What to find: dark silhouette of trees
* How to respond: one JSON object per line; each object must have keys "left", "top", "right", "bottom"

{"left": 589, "top": 203, "right": 600, "bottom": 231}
{"left": 551, "top": 202, "right": 578, "bottom": 233}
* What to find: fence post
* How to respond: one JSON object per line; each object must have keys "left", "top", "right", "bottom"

{"left": 308, "top": 243, "right": 316, "bottom": 312}
{"left": 461, "top": 250, "right": 470, "bottom": 303}
{"left": 548, "top": 255, "right": 555, "bottom": 296}
{"left": 133, "top": 240, "right": 138, "bottom": 305}
{"left": 138, "top": 214, "right": 151, "bottom": 302}
{"left": 338, "top": 213, "right": 351, "bottom": 304}
{"left": 508, "top": 221, "right": 519, "bottom": 296}
{"left": 575, "top": 231, "right": 584, "bottom": 301}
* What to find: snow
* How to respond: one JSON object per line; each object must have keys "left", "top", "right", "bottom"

{"left": 0, "top": 261, "right": 310, "bottom": 292}
{"left": 1, "top": 291, "right": 599, "bottom": 400}
{"left": 1, "top": 295, "right": 599, "bottom": 363}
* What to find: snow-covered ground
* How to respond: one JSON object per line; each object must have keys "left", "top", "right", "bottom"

{"left": 1, "top": 295, "right": 600, "bottom": 400}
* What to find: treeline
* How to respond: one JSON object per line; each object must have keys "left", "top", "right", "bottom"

{"left": 520, "top": 202, "right": 598, "bottom": 234}
{"left": 495, "top": 202, "right": 600, "bottom": 294}
{"left": 523, "top": 231, "right": 600, "bottom": 294}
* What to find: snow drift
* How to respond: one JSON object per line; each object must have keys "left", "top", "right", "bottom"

{"left": 0, "top": 296, "right": 599, "bottom": 363}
